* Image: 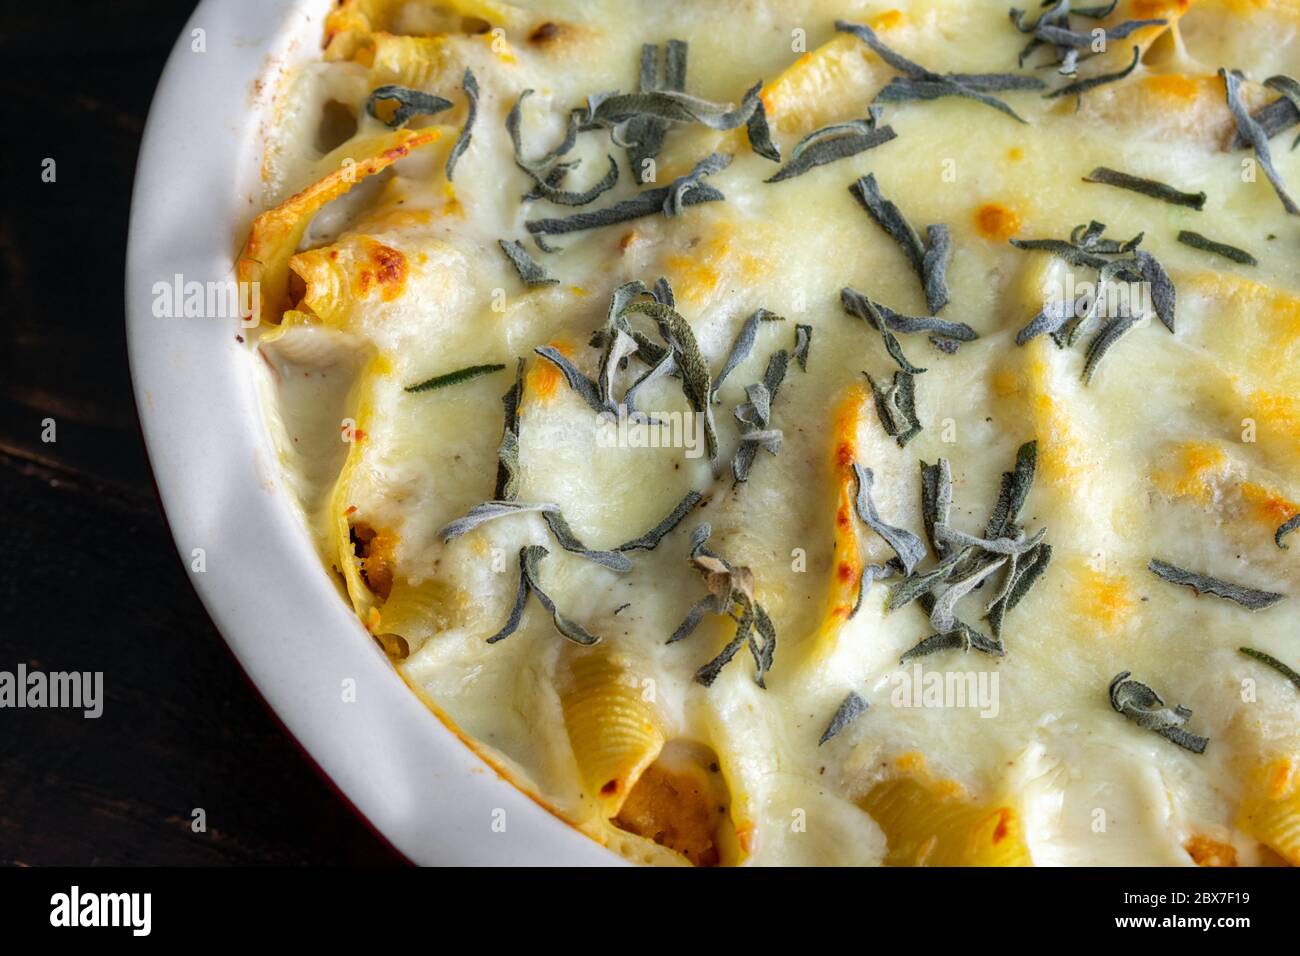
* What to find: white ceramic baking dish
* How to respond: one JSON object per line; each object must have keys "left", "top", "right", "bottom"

{"left": 124, "top": 0, "right": 615, "bottom": 866}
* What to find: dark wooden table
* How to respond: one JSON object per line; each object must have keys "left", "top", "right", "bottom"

{"left": 0, "top": 0, "right": 404, "bottom": 865}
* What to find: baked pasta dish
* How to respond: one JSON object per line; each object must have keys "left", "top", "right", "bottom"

{"left": 239, "top": 0, "right": 1300, "bottom": 866}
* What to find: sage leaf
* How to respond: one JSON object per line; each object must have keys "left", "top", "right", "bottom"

{"left": 1108, "top": 671, "right": 1208, "bottom": 753}
{"left": 852, "top": 464, "right": 926, "bottom": 575}
{"left": 1147, "top": 558, "right": 1285, "bottom": 610}
{"left": 819, "top": 691, "right": 869, "bottom": 745}
{"left": 446, "top": 68, "right": 478, "bottom": 180}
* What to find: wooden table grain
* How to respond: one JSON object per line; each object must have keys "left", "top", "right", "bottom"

{"left": 0, "top": 0, "right": 405, "bottom": 865}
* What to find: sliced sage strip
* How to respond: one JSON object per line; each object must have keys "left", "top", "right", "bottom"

{"left": 653, "top": 277, "right": 676, "bottom": 307}
{"left": 1082, "top": 314, "right": 1140, "bottom": 384}
{"left": 525, "top": 154, "right": 727, "bottom": 242}
{"left": 406, "top": 362, "right": 506, "bottom": 393}
{"left": 617, "top": 490, "right": 703, "bottom": 552}
{"left": 664, "top": 153, "right": 733, "bottom": 217}
{"left": 1010, "top": 237, "right": 1110, "bottom": 269}
{"left": 939, "top": 535, "right": 1007, "bottom": 584}
{"left": 1057, "top": 3, "right": 1117, "bottom": 20}
{"left": 947, "top": 72, "right": 1047, "bottom": 92}
{"left": 695, "top": 595, "right": 775, "bottom": 689}
{"left": 850, "top": 175, "right": 955, "bottom": 314}
{"left": 595, "top": 318, "right": 640, "bottom": 408}
{"left": 533, "top": 346, "right": 612, "bottom": 415}
{"left": 695, "top": 598, "right": 755, "bottom": 688}
{"left": 1045, "top": 46, "right": 1140, "bottom": 102}
{"left": 366, "top": 85, "right": 453, "bottom": 128}
{"left": 922, "top": 224, "right": 952, "bottom": 315}
{"left": 936, "top": 525, "right": 1047, "bottom": 558}
{"left": 1221, "top": 67, "right": 1299, "bottom": 215}
{"left": 488, "top": 545, "right": 601, "bottom": 645}
{"left": 889, "top": 370, "right": 921, "bottom": 448}
{"left": 734, "top": 375, "right": 773, "bottom": 429}
{"left": 984, "top": 470, "right": 1016, "bottom": 541}
{"left": 1082, "top": 166, "right": 1206, "bottom": 210}
{"left": 1135, "top": 250, "right": 1177, "bottom": 333}
{"left": 746, "top": 94, "right": 781, "bottom": 162}
{"left": 834, "top": 19, "right": 928, "bottom": 76}
{"left": 836, "top": 19, "right": 1034, "bottom": 123}
{"left": 960, "top": 623, "right": 1006, "bottom": 657}
{"left": 920, "top": 459, "right": 953, "bottom": 558}
{"left": 849, "top": 173, "right": 926, "bottom": 281}
{"left": 819, "top": 691, "right": 869, "bottom": 745}
{"left": 583, "top": 84, "right": 762, "bottom": 139}
{"left": 842, "top": 288, "right": 927, "bottom": 375}
{"left": 1108, "top": 671, "right": 1208, "bottom": 754}
{"left": 618, "top": 44, "right": 660, "bottom": 178}
{"left": 1276, "top": 514, "right": 1300, "bottom": 549}
{"left": 987, "top": 440, "right": 1037, "bottom": 538}
{"left": 874, "top": 76, "right": 1030, "bottom": 123}
{"left": 1262, "top": 73, "right": 1300, "bottom": 149}
{"left": 532, "top": 157, "right": 620, "bottom": 206}
{"left": 440, "top": 500, "right": 631, "bottom": 572}
{"left": 622, "top": 299, "right": 720, "bottom": 469}
{"left": 515, "top": 99, "right": 580, "bottom": 179}
{"left": 672, "top": 525, "right": 776, "bottom": 687}
{"left": 852, "top": 464, "right": 926, "bottom": 576}
{"left": 890, "top": 441, "right": 1048, "bottom": 646}
{"left": 1264, "top": 76, "right": 1300, "bottom": 148}
{"left": 886, "top": 550, "right": 963, "bottom": 613}
{"left": 625, "top": 40, "right": 689, "bottom": 177}
{"left": 1016, "top": 297, "right": 1074, "bottom": 345}
{"left": 851, "top": 560, "right": 900, "bottom": 619}
{"left": 931, "top": 555, "right": 1008, "bottom": 634}
{"left": 733, "top": 350, "right": 790, "bottom": 483}
{"left": 589, "top": 279, "right": 649, "bottom": 348}
{"left": 486, "top": 549, "right": 533, "bottom": 644}
{"left": 865, "top": 370, "right": 922, "bottom": 448}
{"left": 1176, "top": 230, "right": 1257, "bottom": 266}
{"left": 1147, "top": 558, "right": 1285, "bottom": 610}
{"left": 670, "top": 530, "right": 769, "bottom": 686}
{"left": 748, "top": 603, "right": 778, "bottom": 688}
{"left": 900, "top": 630, "right": 965, "bottom": 663}
{"left": 1033, "top": 18, "right": 1167, "bottom": 49}
{"left": 734, "top": 387, "right": 772, "bottom": 435}
{"left": 973, "top": 443, "right": 1036, "bottom": 539}
{"left": 446, "top": 68, "right": 478, "bottom": 180}
{"left": 1239, "top": 647, "right": 1300, "bottom": 692}
{"left": 669, "top": 595, "right": 723, "bottom": 644}
{"left": 900, "top": 623, "right": 1004, "bottom": 663}
{"left": 1072, "top": 219, "right": 1145, "bottom": 254}
{"left": 596, "top": 328, "right": 638, "bottom": 409}
{"left": 1010, "top": 1, "right": 1070, "bottom": 67}
{"left": 523, "top": 165, "right": 573, "bottom": 203}
{"left": 1053, "top": 255, "right": 1146, "bottom": 350}
{"left": 765, "top": 120, "right": 897, "bottom": 183}
{"left": 498, "top": 240, "right": 560, "bottom": 286}
{"left": 985, "top": 547, "right": 1021, "bottom": 614}
{"left": 440, "top": 501, "right": 559, "bottom": 542}
{"left": 495, "top": 359, "right": 524, "bottom": 501}
{"left": 988, "top": 541, "right": 1052, "bottom": 637}
{"left": 506, "top": 89, "right": 618, "bottom": 206}
{"left": 793, "top": 324, "right": 813, "bottom": 371}
{"left": 621, "top": 349, "right": 676, "bottom": 417}
{"left": 873, "top": 299, "right": 976, "bottom": 342}
{"left": 542, "top": 511, "right": 632, "bottom": 572}
{"left": 1261, "top": 74, "right": 1300, "bottom": 151}
{"left": 1230, "top": 85, "right": 1300, "bottom": 150}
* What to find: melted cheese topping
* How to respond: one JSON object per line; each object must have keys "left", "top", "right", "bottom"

{"left": 249, "top": 0, "right": 1300, "bottom": 866}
